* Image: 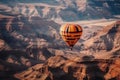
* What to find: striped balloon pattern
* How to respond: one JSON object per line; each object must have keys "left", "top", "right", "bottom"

{"left": 60, "top": 24, "right": 82, "bottom": 49}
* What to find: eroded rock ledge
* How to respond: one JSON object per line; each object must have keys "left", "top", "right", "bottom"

{"left": 15, "top": 55, "right": 120, "bottom": 80}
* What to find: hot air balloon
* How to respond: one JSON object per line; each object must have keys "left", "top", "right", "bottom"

{"left": 60, "top": 24, "right": 82, "bottom": 50}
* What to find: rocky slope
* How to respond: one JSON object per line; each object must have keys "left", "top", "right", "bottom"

{"left": 0, "top": 14, "right": 60, "bottom": 79}
{"left": 0, "top": 17, "right": 119, "bottom": 80}
{"left": 81, "top": 21, "right": 120, "bottom": 56}
{"left": 0, "top": 47, "right": 55, "bottom": 79}
{"left": 0, "top": 1, "right": 120, "bottom": 80}
{"left": 15, "top": 55, "right": 120, "bottom": 80}
{"left": 0, "top": 0, "right": 120, "bottom": 21}
{"left": 0, "top": 15, "right": 61, "bottom": 50}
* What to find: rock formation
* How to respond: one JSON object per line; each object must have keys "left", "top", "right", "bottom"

{"left": 0, "top": 0, "right": 120, "bottom": 21}
{"left": 82, "top": 21, "right": 120, "bottom": 56}
{"left": 15, "top": 55, "right": 120, "bottom": 80}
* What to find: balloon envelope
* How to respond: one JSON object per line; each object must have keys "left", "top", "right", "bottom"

{"left": 60, "top": 24, "right": 82, "bottom": 49}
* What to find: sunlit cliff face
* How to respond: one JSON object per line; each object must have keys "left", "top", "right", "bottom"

{"left": 0, "top": 0, "right": 120, "bottom": 21}
{"left": 0, "top": 0, "right": 120, "bottom": 80}
{"left": 15, "top": 55, "right": 120, "bottom": 80}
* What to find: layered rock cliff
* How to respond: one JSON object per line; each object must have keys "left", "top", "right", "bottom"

{"left": 82, "top": 21, "right": 120, "bottom": 57}
{"left": 0, "top": 1, "right": 120, "bottom": 80}
{"left": 15, "top": 55, "right": 120, "bottom": 80}
{"left": 0, "top": 0, "right": 120, "bottom": 21}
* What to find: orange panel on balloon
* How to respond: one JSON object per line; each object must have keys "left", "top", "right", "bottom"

{"left": 60, "top": 24, "right": 83, "bottom": 49}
